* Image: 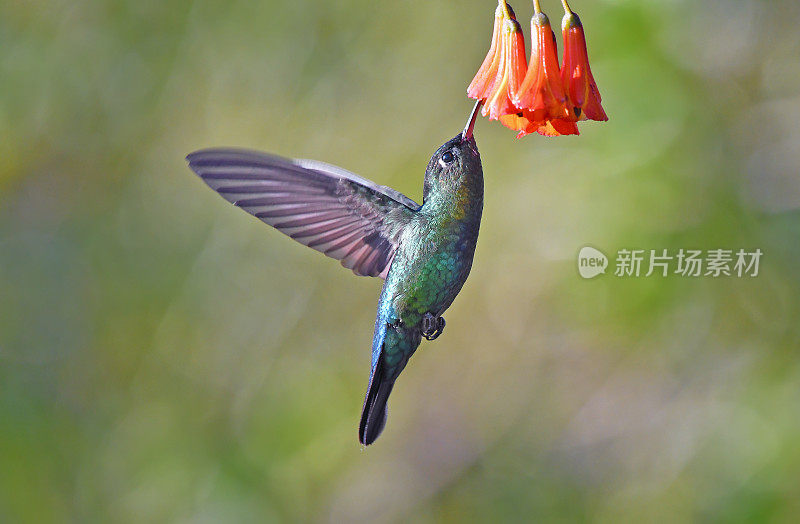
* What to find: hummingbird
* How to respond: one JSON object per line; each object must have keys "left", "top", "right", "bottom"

{"left": 186, "top": 102, "right": 484, "bottom": 445}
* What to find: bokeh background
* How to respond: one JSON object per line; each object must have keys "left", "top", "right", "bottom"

{"left": 3, "top": 0, "right": 800, "bottom": 521}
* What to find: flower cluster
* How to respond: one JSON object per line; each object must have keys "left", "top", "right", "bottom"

{"left": 468, "top": 0, "right": 607, "bottom": 137}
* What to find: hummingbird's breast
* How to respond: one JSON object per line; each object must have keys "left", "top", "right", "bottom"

{"left": 385, "top": 212, "right": 481, "bottom": 327}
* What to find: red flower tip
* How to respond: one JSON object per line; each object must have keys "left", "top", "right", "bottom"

{"left": 482, "top": 17, "right": 528, "bottom": 121}
{"left": 532, "top": 118, "right": 580, "bottom": 137}
{"left": 500, "top": 111, "right": 579, "bottom": 138}
{"left": 561, "top": 11, "right": 608, "bottom": 121}
{"left": 514, "top": 13, "right": 570, "bottom": 124}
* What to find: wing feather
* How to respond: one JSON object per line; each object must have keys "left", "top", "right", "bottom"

{"left": 187, "top": 148, "right": 418, "bottom": 278}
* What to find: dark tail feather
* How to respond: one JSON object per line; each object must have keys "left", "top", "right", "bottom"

{"left": 359, "top": 358, "right": 395, "bottom": 445}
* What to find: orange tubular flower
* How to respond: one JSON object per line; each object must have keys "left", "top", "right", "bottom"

{"left": 467, "top": 4, "right": 506, "bottom": 101}
{"left": 466, "top": 1, "right": 604, "bottom": 138}
{"left": 561, "top": 11, "right": 607, "bottom": 121}
{"left": 515, "top": 13, "right": 572, "bottom": 125}
{"left": 483, "top": 17, "right": 528, "bottom": 121}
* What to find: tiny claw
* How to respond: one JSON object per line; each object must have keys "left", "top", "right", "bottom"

{"left": 421, "top": 313, "right": 445, "bottom": 341}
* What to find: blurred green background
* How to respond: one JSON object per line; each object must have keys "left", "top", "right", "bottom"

{"left": 2, "top": 0, "right": 800, "bottom": 521}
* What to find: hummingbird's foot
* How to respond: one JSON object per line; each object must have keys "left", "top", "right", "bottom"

{"left": 421, "top": 313, "right": 445, "bottom": 341}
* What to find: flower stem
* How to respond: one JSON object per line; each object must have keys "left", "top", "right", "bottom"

{"left": 559, "top": 0, "right": 573, "bottom": 14}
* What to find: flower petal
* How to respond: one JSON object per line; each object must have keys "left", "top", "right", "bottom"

{"left": 467, "top": 4, "right": 505, "bottom": 100}
{"left": 515, "top": 13, "right": 569, "bottom": 121}
{"left": 561, "top": 12, "right": 608, "bottom": 122}
{"left": 535, "top": 118, "right": 579, "bottom": 136}
{"left": 483, "top": 18, "right": 527, "bottom": 120}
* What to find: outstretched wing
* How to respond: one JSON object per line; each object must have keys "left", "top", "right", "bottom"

{"left": 186, "top": 148, "right": 419, "bottom": 278}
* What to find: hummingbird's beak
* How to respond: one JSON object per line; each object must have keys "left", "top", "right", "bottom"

{"left": 461, "top": 100, "right": 482, "bottom": 141}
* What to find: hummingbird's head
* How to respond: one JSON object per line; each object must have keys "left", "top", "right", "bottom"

{"left": 422, "top": 102, "right": 483, "bottom": 203}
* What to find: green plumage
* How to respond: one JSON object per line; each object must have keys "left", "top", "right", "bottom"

{"left": 360, "top": 131, "right": 483, "bottom": 444}
{"left": 187, "top": 103, "right": 485, "bottom": 446}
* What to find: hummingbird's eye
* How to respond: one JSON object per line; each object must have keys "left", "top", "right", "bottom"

{"left": 440, "top": 150, "right": 455, "bottom": 166}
